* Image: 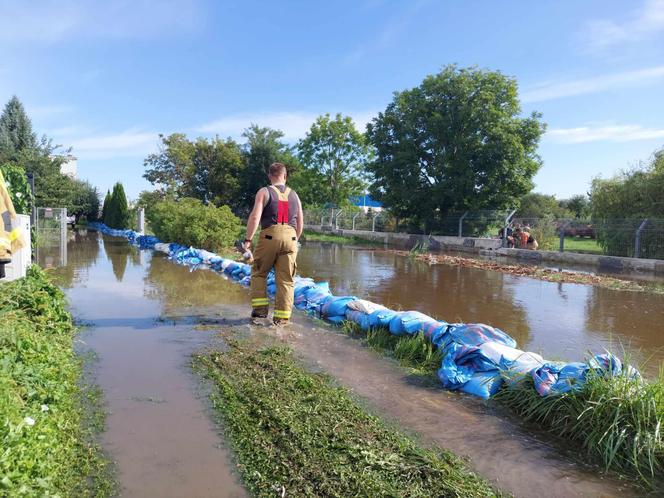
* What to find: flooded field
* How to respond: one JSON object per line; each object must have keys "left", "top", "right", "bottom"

{"left": 39, "top": 230, "right": 662, "bottom": 497}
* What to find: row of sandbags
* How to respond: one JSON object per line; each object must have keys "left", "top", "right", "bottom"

{"left": 91, "top": 223, "right": 640, "bottom": 399}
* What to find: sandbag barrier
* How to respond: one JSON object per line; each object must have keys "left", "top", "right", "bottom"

{"left": 91, "top": 223, "right": 640, "bottom": 399}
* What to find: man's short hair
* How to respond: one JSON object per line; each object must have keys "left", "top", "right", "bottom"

{"left": 269, "top": 162, "right": 287, "bottom": 177}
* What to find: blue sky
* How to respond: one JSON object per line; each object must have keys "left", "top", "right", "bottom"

{"left": 1, "top": 0, "right": 664, "bottom": 200}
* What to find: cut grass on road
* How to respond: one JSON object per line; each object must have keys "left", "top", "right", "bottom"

{"left": 194, "top": 339, "right": 503, "bottom": 498}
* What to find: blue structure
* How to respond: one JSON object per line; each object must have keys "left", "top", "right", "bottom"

{"left": 350, "top": 194, "right": 382, "bottom": 210}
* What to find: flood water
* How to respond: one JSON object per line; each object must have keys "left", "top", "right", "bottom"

{"left": 41, "top": 230, "right": 662, "bottom": 497}
{"left": 297, "top": 243, "right": 664, "bottom": 374}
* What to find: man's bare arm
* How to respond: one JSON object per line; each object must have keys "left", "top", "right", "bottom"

{"left": 296, "top": 195, "right": 304, "bottom": 240}
{"left": 244, "top": 189, "right": 266, "bottom": 249}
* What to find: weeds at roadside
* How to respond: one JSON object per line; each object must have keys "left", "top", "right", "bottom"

{"left": 0, "top": 266, "right": 115, "bottom": 497}
{"left": 193, "top": 338, "right": 504, "bottom": 497}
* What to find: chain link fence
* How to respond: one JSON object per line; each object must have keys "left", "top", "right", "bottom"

{"left": 305, "top": 209, "right": 664, "bottom": 259}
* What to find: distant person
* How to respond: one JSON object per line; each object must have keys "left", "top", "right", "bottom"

{"left": 517, "top": 227, "right": 530, "bottom": 249}
{"left": 243, "top": 163, "right": 304, "bottom": 325}
{"left": 498, "top": 226, "right": 514, "bottom": 248}
{"left": 526, "top": 232, "right": 539, "bottom": 250}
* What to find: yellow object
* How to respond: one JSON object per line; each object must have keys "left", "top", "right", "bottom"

{"left": 249, "top": 224, "right": 298, "bottom": 321}
{"left": 0, "top": 169, "right": 24, "bottom": 260}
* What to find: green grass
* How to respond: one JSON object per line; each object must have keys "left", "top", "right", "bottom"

{"left": 496, "top": 368, "right": 664, "bottom": 488}
{"left": 563, "top": 236, "right": 604, "bottom": 254}
{"left": 194, "top": 339, "right": 503, "bottom": 497}
{"left": 303, "top": 229, "right": 381, "bottom": 246}
{"left": 0, "top": 266, "right": 114, "bottom": 497}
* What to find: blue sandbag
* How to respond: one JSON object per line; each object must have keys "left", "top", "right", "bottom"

{"left": 303, "top": 283, "right": 332, "bottom": 306}
{"left": 345, "top": 309, "right": 372, "bottom": 330}
{"left": 267, "top": 283, "right": 277, "bottom": 295}
{"left": 368, "top": 308, "right": 398, "bottom": 328}
{"left": 442, "top": 323, "right": 516, "bottom": 349}
{"left": 459, "top": 371, "right": 504, "bottom": 399}
{"left": 389, "top": 311, "right": 439, "bottom": 336}
{"left": 532, "top": 362, "right": 589, "bottom": 396}
{"left": 320, "top": 296, "right": 357, "bottom": 319}
{"left": 423, "top": 321, "right": 449, "bottom": 348}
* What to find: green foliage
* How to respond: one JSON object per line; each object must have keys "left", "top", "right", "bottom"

{"left": 0, "top": 96, "right": 37, "bottom": 157}
{"left": 143, "top": 133, "right": 245, "bottom": 208}
{"left": 104, "top": 182, "right": 130, "bottom": 229}
{"left": 591, "top": 150, "right": 664, "bottom": 258}
{"left": 559, "top": 194, "right": 590, "bottom": 219}
{"left": 516, "top": 192, "right": 570, "bottom": 218}
{"left": 0, "top": 162, "right": 32, "bottom": 214}
{"left": 497, "top": 369, "right": 664, "bottom": 488}
{"left": 0, "top": 266, "right": 113, "bottom": 496}
{"left": 297, "top": 113, "right": 370, "bottom": 207}
{"left": 101, "top": 191, "right": 110, "bottom": 223}
{"left": 146, "top": 197, "right": 243, "bottom": 252}
{"left": 194, "top": 340, "right": 502, "bottom": 497}
{"left": 367, "top": 65, "right": 546, "bottom": 232}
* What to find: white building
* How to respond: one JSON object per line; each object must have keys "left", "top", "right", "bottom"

{"left": 59, "top": 155, "right": 78, "bottom": 177}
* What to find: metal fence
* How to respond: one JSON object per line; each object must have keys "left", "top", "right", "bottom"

{"left": 35, "top": 207, "right": 67, "bottom": 267}
{"left": 305, "top": 208, "right": 664, "bottom": 259}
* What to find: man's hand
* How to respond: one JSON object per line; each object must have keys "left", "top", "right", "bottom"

{"left": 242, "top": 240, "right": 251, "bottom": 251}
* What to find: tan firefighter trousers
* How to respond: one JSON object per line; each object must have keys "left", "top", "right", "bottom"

{"left": 250, "top": 224, "right": 298, "bottom": 320}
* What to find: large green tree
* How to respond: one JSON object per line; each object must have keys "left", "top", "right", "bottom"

{"left": 143, "top": 134, "right": 245, "bottom": 210}
{"left": 516, "top": 192, "right": 570, "bottom": 219}
{"left": 0, "top": 96, "right": 37, "bottom": 158}
{"left": 367, "top": 65, "right": 546, "bottom": 231}
{"left": 297, "top": 113, "right": 370, "bottom": 207}
{"left": 105, "top": 182, "right": 131, "bottom": 229}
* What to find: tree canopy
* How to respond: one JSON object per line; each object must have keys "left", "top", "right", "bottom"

{"left": 104, "top": 182, "right": 130, "bottom": 229}
{"left": 297, "top": 113, "right": 370, "bottom": 207}
{"left": 367, "top": 65, "right": 546, "bottom": 231}
{"left": 0, "top": 96, "right": 37, "bottom": 157}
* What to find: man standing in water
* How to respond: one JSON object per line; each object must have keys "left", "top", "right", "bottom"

{"left": 243, "top": 162, "right": 304, "bottom": 325}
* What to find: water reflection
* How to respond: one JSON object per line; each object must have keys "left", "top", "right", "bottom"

{"left": 102, "top": 236, "right": 133, "bottom": 282}
{"left": 38, "top": 229, "right": 100, "bottom": 288}
{"left": 143, "top": 254, "right": 247, "bottom": 315}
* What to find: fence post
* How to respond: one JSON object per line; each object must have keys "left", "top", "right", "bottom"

{"left": 634, "top": 218, "right": 649, "bottom": 258}
{"left": 559, "top": 221, "right": 569, "bottom": 252}
{"left": 372, "top": 212, "right": 378, "bottom": 232}
{"left": 352, "top": 212, "right": 360, "bottom": 231}
{"left": 458, "top": 211, "right": 468, "bottom": 237}
{"left": 334, "top": 210, "right": 343, "bottom": 230}
{"left": 61, "top": 208, "right": 67, "bottom": 267}
{"left": 137, "top": 208, "right": 145, "bottom": 234}
{"left": 502, "top": 209, "right": 516, "bottom": 248}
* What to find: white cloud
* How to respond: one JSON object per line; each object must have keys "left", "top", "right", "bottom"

{"left": 582, "top": 0, "right": 664, "bottom": 52}
{"left": 198, "top": 110, "right": 377, "bottom": 142}
{"left": 547, "top": 124, "right": 664, "bottom": 143}
{"left": 521, "top": 65, "right": 664, "bottom": 103}
{"left": 0, "top": 0, "right": 202, "bottom": 44}
{"left": 63, "top": 129, "right": 160, "bottom": 159}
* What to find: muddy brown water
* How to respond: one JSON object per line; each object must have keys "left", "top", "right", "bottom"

{"left": 43, "top": 231, "right": 661, "bottom": 497}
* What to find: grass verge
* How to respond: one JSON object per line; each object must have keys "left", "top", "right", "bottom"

{"left": 563, "top": 236, "right": 603, "bottom": 254}
{"left": 194, "top": 338, "right": 503, "bottom": 497}
{"left": 0, "top": 266, "right": 114, "bottom": 497}
{"left": 303, "top": 229, "right": 381, "bottom": 246}
{"left": 342, "top": 321, "right": 664, "bottom": 490}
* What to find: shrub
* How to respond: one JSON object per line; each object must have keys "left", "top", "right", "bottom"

{"left": 104, "top": 182, "right": 130, "bottom": 229}
{"left": 146, "top": 197, "right": 243, "bottom": 252}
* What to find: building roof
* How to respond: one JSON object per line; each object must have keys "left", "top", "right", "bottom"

{"left": 350, "top": 194, "right": 382, "bottom": 208}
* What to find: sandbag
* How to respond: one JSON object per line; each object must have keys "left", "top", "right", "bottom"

{"left": 459, "top": 371, "right": 504, "bottom": 399}
{"left": 368, "top": 308, "right": 398, "bottom": 328}
{"left": 532, "top": 362, "right": 589, "bottom": 396}
{"left": 389, "top": 311, "right": 439, "bottom": 336}
{"left": 442, "top": 323, "right": 517, "bottom": 349}
{"left": 346, "top": 299, "right": 386, "bottom": 315}
{"left": 422, "top": 321, "right": 449, "bottom": 348}
{"left": 320, "top": 296, "right": 357, "bottom": 319}
{"left": 345, "top": 309, "right": 372, "bottom": 330}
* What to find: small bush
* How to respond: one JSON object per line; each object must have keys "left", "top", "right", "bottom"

{"left": 146, "top": 197, "right": 243, "bottom": 252}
